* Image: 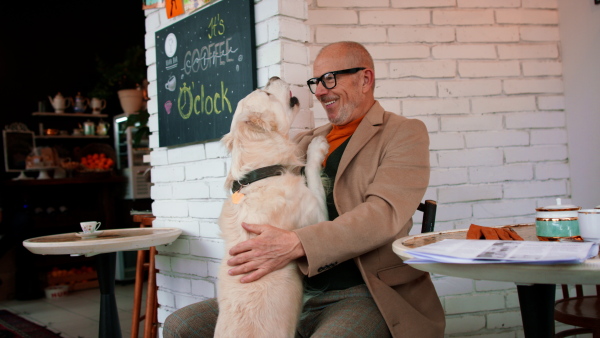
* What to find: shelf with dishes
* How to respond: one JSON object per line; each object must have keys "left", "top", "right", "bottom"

{"left": 35, "top": 135, "right": 109, "bottom": 139}
{"left": 32, "top": 111, "right": 111, "bottom": 138}
{"left": 32, "top": 112, "right": 108, "bottom": 118}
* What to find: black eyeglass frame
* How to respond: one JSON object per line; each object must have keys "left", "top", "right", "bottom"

{"left": 306, "top": 67, "right": 366, "bottom": 94}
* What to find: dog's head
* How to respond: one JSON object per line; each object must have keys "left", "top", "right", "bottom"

{"left": 222, "top": 77, "right": 300, "bottom": 151}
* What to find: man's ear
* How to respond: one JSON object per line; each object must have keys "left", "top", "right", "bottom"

{"left": 362, "top": 69, "right": 375, "bottom": 93}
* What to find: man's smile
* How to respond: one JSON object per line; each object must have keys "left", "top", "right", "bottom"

{"left": 321, "top": 98, "right": 338, "bottom": 107}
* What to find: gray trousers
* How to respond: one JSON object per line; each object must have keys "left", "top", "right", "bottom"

{"left": 162, "top": 284, "right": 391, "bottom": 337}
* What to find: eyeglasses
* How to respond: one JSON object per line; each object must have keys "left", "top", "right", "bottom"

{"left": 306, "top": 67, "right": 366, "bottom": 94}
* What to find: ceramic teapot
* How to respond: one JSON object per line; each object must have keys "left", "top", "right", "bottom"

{"left": 48, "top": 92, "right": 72, "bottom": 113}
{"left": 73, "top": 92, "right": 89, "bottom": 113}
{"left": 96, "top": 120, "right": 109, "bottom": 136}
{"left": 90, "top": 97, "right": 107, "bottom": 114}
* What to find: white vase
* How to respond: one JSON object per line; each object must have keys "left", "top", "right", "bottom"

{"left": 117, "top": 89, "right": 144, "bottom": 114}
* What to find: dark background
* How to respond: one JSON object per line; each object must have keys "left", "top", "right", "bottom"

{"left": 0, "top": 1, "right": 149, "bottom": 299}
{"left": 0, "top": 0, "right": 146, "bottom": 180}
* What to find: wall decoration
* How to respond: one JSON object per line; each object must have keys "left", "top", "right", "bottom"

{"left": 166, "top": 0, "right": 185, "bottom": 18}
{"left": 155, "top": 0, "right": 256, "bottom": 147}
{"left": 143, "top": 0, "right": 165, "bottom": 9}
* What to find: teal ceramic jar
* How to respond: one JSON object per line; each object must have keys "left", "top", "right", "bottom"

{"left": 536, "top": 198, "right": 581, "bottom": 240}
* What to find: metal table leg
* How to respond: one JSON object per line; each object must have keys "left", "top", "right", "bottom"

{"left": 97, "top": 252, "right": 122, "bottom": 338}
{"left": 517, "top": 283, "right": 556, "bottom": 338}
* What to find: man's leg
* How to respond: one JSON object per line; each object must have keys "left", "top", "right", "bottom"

{"left": 298, "top": 285, "right": 391, "bottom": 338}
{"left": 162, "top": 298, "right": 218, "bottom": 338}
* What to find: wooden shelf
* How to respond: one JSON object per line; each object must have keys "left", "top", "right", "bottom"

{"left": 3, "top": 175, "right": 126, "bottom": 187}
{"left": 35, "top": 135, "right": 109, "bottom": 139}
{"left": 32, "top": 112, "right": 108, "bottom": 118}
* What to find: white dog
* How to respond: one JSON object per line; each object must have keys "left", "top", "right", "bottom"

{"left": 215, "top": 77, "right": 328, "bottom": 337}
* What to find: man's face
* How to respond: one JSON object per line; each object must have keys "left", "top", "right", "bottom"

{"left": 312, "top": 50, "right": 365, "bottom": 126}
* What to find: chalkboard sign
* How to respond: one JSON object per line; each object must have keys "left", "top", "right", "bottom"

{"left": 155, "top": 0, "right": 256, "bottom": 147}
{"left": 2, "top": 130, "right": 35, "bottom": 172}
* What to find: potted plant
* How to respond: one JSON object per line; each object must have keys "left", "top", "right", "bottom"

{"left": 90, "top": 45, "right": 147, "bottom": 114}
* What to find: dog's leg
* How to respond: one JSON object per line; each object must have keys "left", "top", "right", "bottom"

{"left": 306, "top": 136, "right": 329, "bottom": 222}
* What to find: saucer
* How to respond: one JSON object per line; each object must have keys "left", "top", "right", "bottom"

{"left": 76, "top": 230, "right": 104, "bottom": 239}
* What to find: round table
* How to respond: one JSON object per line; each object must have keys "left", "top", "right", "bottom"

{"left": 23, "top": 227, "right": 182, "bottom": 338}
{"left": 393, "top": 223, "right": 600, "bottom": 285}
{"left": 393, "top": 223, "right": 600, "bottom": 338}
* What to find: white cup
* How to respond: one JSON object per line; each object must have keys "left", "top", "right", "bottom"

{"left": 578, "top": 209, "right": 600, "bottom": 242}
{"left": 80, "top": 221, "right": 101, "bottom": 233}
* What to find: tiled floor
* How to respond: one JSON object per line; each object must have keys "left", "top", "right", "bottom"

{"left": 0, "top": 282, "right": 146, "bottom": 338}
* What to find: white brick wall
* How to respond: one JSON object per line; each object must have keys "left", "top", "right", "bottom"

{"left": 308, "top": 1, "right": 568, "bottom": 336}
{"left": 144, "top": 0, "right": 571, "bottom": 336}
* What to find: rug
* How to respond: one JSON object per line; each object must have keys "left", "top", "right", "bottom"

{"left": 0, "top": 310, "right": 62, "bottom": 338}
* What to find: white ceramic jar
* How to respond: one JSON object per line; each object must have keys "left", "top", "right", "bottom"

{"left": 535, "top": 198, "right": 581, "bottom": 240}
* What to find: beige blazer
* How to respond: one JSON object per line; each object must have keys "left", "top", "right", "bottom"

{"left": 294, "top": 101, "right": 445, "bottom": 337}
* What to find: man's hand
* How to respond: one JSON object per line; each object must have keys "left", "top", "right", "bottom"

{"left": 227, "top": 222, "right": 305, "bottom": 283}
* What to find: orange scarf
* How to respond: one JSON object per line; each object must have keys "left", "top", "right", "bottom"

{"left": 323, "top": 115, "right": 365, "bottom": 166}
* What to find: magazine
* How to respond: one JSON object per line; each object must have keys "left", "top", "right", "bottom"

{"left": 404, "top": 239, "right": 599, "bottom": 264}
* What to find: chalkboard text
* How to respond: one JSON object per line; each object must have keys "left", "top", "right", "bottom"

{"left": 208, "top": 14, "right": 225, "bottom": 39}
{"left": 183, "top": 38, "right": 238, "bottom": 74}
{"left": 178, "top": 81, "right": 232, "bottom": 119}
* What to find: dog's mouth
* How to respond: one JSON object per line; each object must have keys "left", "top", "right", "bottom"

{"left": 265, "top": 76, "right": 299, "bottom": 109}
{"left": 290, "top": 96, "right": 299, "bottom": 108}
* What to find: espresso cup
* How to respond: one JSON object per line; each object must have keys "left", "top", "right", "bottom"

{"left": 578, "top": 209, "right": 600, "bottom": 242}
{"left": 80, "top": 221, "right": 101, "bottom": 233}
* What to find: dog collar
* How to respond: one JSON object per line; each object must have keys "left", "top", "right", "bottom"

{"left": 232, "top": 165, "right": 287, "bottom": 193}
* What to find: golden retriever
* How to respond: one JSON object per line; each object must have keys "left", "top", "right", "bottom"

{"left": 216, "top": 77, "right": 328, "bottom": 337}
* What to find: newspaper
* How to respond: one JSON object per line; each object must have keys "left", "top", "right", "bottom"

{"left": 404, "top": 239, "right": 599, "bottom": 264}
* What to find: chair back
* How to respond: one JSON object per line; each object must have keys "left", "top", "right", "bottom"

{"left": 554, "top": 284, "right": 600, "bottom": 337}
{"left": 417, "top": 200, "right": 437, "bottom": 233}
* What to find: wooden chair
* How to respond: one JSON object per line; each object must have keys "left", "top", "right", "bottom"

{"left": 554, "top": 284, "right": 600, "bottom": 337}
{"left": 131, "top": 213, "right": 158, "bottom": 338}
{"left": 418, "top": 200, "right": 437, "bottom": 233}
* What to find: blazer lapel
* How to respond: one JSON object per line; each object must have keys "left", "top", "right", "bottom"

{"left": 335, "top": 101, "right": 385, "bottom": 180}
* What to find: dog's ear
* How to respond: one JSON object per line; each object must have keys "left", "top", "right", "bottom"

{"left": 221, "top": 132, "right": 233, "bottom": 151}
{"left": 245, "top": 113, "right": 276, "bottom": 133}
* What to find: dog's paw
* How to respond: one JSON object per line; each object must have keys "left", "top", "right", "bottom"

{"left": 307, "top": 136, "right": 329, "bottom": 160}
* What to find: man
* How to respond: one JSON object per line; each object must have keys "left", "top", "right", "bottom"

{"left": 164, "top": 41, "right": 445, "bottom": 337}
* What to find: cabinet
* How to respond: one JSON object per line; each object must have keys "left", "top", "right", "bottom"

{"left": 27, "top": 112, "right": 115, "bottom": 179}
{"left": 113, "top": 113, "right": 151, "bottom": 199}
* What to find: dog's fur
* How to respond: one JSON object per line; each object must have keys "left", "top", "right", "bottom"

{"left": 215, "top": 77, "right": 328, "bottom": 337}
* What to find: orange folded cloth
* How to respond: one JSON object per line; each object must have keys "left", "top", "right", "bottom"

{"left": 466, "top": 224, "right": 524, "bottom": 241}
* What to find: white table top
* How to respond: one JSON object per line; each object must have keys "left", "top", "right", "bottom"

{"left": 393, "top": 223, "right": 600, "bottom": 285}
{"left": 23, "top": 227, "right": 182, "bottom": 256}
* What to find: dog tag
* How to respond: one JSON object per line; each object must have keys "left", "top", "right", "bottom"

{"left": 232, "top": 191, "right": 245, "bottom": 204}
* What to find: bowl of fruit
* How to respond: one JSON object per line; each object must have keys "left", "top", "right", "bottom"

{"left": 80, "top": 152, "right": 115, "bottom": 171}
{"left": 75, "top": 143, "right": 116, "bottom": 178}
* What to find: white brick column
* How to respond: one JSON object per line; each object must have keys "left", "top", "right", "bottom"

{"left": 143, "top": 1, "right": 311, "bottom": 334}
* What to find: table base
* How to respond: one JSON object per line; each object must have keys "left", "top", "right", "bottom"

{"left": 517, "top": 284, "right": 556, "bottom": 338}
{"left": 98, "top": 252, "right": 122, "bottom": 338}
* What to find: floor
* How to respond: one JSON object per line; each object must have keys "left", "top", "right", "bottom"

{"left": 0, "top": 282, "right": 146, "bottom": 338}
